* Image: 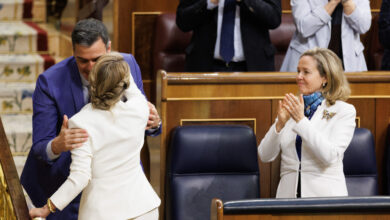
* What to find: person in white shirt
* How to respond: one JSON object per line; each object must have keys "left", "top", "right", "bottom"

{"left": 280, "top": 0, "right": 371, "bottom": 72}
{"left": 29, "top": 52, "right": 161, "bottom": 220}
{"left": 259, "top": 48, "right": 356, "bottom": 198}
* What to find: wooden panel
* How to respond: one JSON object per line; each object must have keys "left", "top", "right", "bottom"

{"left": 113, "top": 0, "right": 179, "bottom": 53}
{"left": 132, "top": 12, "right": 161, "bottom": 102}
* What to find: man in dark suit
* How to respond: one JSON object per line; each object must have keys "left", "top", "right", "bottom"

{"left": 20, "top": 18, "right": 161, "bottom": 220}
{"left": 176, "top": 0, "right": 281, "bottom": 72}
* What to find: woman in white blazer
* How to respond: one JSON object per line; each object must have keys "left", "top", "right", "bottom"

{"left": 30, "top": 53, "right": 161, "bottom": 219}
{"left": 280, "top": 0, "right": 371, "bottom": 72}
{"left": 259, "top": 48, "right": 356, "bottom": 198}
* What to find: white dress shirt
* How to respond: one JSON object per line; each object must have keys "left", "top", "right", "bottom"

{"left": 208, "top": 0, "right": 245, "bottom": 62}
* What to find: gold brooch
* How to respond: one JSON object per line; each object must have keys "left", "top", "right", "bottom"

{"left": 322, "top": 110, "right": 336, "bottom": 120}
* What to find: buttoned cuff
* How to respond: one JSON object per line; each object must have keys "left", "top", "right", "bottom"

{"left": 46, "top": 140, "right": 60, "bottom": 161}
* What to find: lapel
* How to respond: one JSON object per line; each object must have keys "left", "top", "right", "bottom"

{"left": 69, "top": 58, "right": 85, "bottom": 113}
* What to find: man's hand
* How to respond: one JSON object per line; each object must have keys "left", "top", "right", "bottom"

{"left": 146, "top": 102, "right": 161, "bottom": 130}
{"left": 51, "top": 115, "right": 88, "bottom": 155}
{"left": 210, "top": 0, "right": 219, "bottom": 4}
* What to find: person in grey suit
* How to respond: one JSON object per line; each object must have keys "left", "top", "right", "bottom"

{"left": 29, "top": 53, "right": 160, "bottom": 220}
{"left": 176, "top": 0, "right": 281, "bottom": 72}
{"left": 281, "top": 0, "right": 371, "bottom": 72}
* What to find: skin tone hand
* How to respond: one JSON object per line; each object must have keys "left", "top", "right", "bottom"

{"left": 29, "top": 205, "right": 50, "bottom": 219}
{"left": 275, "top": 99, "right": 291, "bottom": 132}
{"left": 342, "top": 0, "right": 356, "bottom": 15}
{"left": 51, "top": 115, "right": 89, "bottom": 155}
{"left": 210, "top": 0, "right": 219, "bottom": 4}
{"left": 146, "top": 102, "right": 161, "bottom": 130}
{"left": 283, "top": 93, "right": 305, "bottom": 123}
{"left": 325, "top": 0, "right": 341, "bottom": 15}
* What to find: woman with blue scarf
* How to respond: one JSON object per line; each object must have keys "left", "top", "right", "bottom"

{"left": 259, "top": 48, "right": 356, "bottom": 198}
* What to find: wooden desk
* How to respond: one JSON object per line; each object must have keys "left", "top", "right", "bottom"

{"left": 211, "top": 197, "right": 390, "bottom": 220}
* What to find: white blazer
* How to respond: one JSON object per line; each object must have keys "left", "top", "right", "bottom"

{"left": 258, "top": 100, "right": 356, "bottom": 198}
{"left": 280, "top": 0, "right": 371, "bottom": 72}
{"left": 50, "top": 76, "right": 161, "bottom": 220}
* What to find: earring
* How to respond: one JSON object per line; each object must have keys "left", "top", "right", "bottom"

{"left": 322, "top": 82, "right": 327, "bottom": 88}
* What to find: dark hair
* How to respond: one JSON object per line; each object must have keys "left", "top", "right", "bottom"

{"left": 71, "top": 18, "right": 109, "bottom": 49}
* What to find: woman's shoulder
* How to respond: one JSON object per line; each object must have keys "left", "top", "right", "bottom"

{"left": 68, "top": 104, "right": 97, "bottom": 129}
{"left": 325, "top": 100, "right": 356, "bottom": 115}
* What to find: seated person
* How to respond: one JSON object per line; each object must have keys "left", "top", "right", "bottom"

{"left": 29, "top": 53, "right": 161, "bottom": 220}
{"left": 259, "top": 48, "right": 356, "bottom": 198}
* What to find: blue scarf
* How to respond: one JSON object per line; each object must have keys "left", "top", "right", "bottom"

{"left": 296, "top": 92, "right": 324, "bottom": 161}
{"left": 303, "top": 91, "right": 325, "bottom": 118}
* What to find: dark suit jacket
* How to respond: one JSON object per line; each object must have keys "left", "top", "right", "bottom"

{"left": 176, "top": 0, "right": 281, "bottom": 72}
{"left": 379, "top": 0, "right": 390, "bottom": 70}
{"left": 20, "top": 53, "right": 155, "bottom": 220}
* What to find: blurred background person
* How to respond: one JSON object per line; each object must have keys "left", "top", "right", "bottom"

{"left": 281, "top": 0, "right": 371, "bottom": 72}
{"left": 259, "top": 48, "right": 356, "bottom": 198}
{"left": 176, "top": 0, "right": 281, "bottom": 72}
{"left": 379, "top": 0, "right": 390, "bottom": 70}
{"left": 29, "top": 53, "right": 160, "bottom": 220}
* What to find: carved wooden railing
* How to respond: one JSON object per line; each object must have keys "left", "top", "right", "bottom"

{"left": 0, "top": 117, "right": 29, "bottom": 220}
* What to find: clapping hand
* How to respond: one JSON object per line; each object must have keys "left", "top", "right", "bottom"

{"left": 283, "top": 93, "right": 304, "bottom": 123}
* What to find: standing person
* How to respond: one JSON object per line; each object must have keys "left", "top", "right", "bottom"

{"left": 259, "top": 48, "right": 356, "bottom": 198}
{"left": 280, "top": 0, "right": 371, "bottom": 72}
{"left": 29, "top": 52, "right": 161, "bottom": 220}
{"left": 176, "top": 0, "right": 281, "bottom": 72}
{"left": 379, "top": 0, "right": 390, "bottom": 70}
{"left": 21, "top": 18, "right": 161, "bottom": 220}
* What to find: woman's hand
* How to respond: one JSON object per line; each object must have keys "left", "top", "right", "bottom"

{"left": 29, "top": 205, "right": 50, "bottom": 219}
{"left": 325, "top": 0, "right": 341, "bottom": 15}
{"left": 342, "top": 0, "right": 356, "bottom": 15}
{"left": 275, "top": 100, "right": 290, "bottom": 132}
{"left": 283, "top": 93, "right": 305, "bottom": 123}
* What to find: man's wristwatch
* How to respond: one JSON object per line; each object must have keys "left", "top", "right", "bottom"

{"left": 152, "top": 121, "right": 162, "bottom": 129}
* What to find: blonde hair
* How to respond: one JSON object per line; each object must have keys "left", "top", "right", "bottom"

{"left": 89, "top": 52, "right": 130, "bottom": 110}
{"left": 300, "top": 47, "right": 351, "bottom": 105}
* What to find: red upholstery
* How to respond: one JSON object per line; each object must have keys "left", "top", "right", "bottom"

{"left": 269, "top": 13, "right": 296, "bottom": 71}
{"left": 152, "top": 13, "right": 192, "bottom": 74}
{"left": 363, "top": 13, "right": 384, "bottom": 70}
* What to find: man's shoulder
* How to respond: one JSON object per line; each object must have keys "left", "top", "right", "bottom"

{"left": 118, "top": 53, "right": 135, "bottom": 63}
{"left": 40, "top": 56, "right": 76, "bottom": 78}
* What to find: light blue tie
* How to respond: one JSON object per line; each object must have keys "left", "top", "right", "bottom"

{"left": 220, "top": 0, "right": 235, "bottom": 63}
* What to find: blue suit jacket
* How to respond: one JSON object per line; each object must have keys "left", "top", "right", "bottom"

{"left": 21, "top": 53, "right": 159, "bottom": 220}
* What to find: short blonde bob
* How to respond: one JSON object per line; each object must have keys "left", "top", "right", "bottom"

{"left": 89, "top": 52, "right": 130, "bottom": 110}
{"left": 300, "top": 47, "right": 351, "bottom": 105}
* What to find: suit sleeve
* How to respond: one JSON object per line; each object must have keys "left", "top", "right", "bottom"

{"left": 30, "top": 74, "right": 60, "bottom": 165}
{"left": 343, "top": 0, "right": 371, "bottom": 34}
{"left": 291, "top": 0, "right": 332, "bottom": 38}
{"left": 293, "top": 104, "right": 356, "bottom": 166}
{"left": 379, "top": 0, "right": 390, "bottom": 48}
{"left": 258, "top": 118, "right": 282, "bottom": 162}
{"left": 176, "top": 0, "right": 214, "bottom": 32}
{"left": 50, "top": 119, "right": 92, "bottom": 211}
{"left": 241, "top": 0, "right": 282, "bottom": 29}
{"left": 126, "top": 53, "right": 162, "bottom": 136}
